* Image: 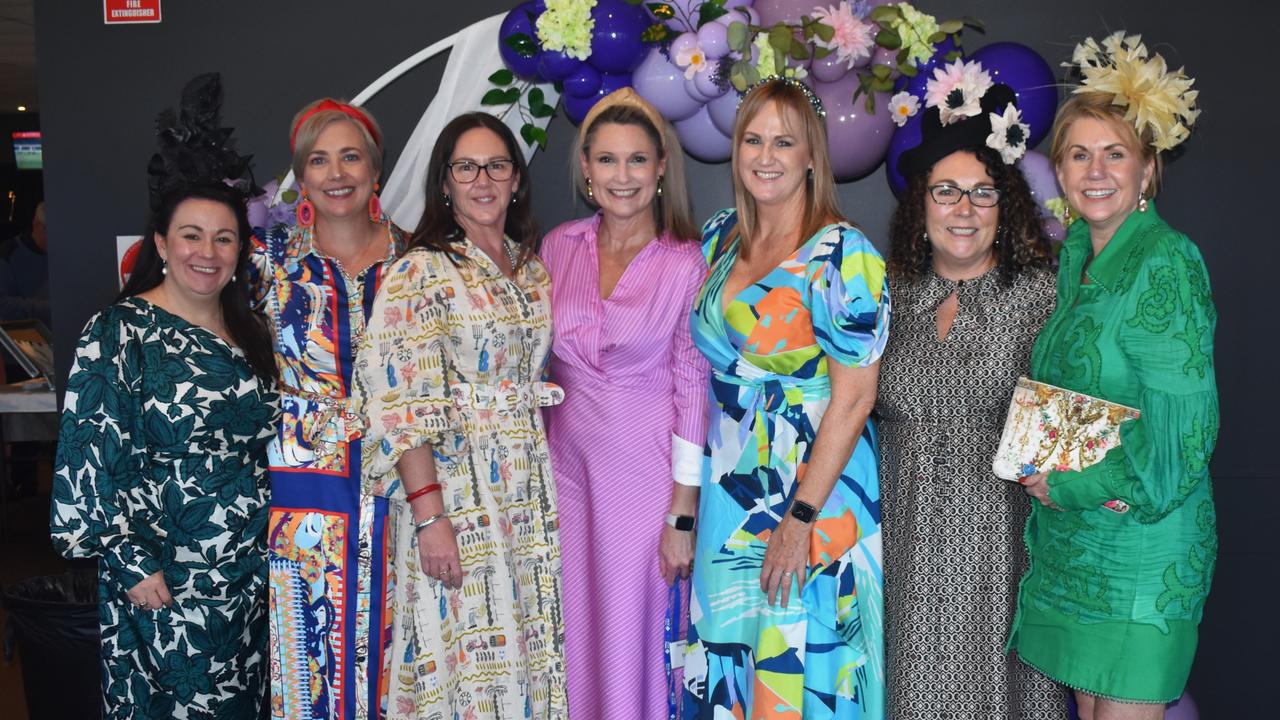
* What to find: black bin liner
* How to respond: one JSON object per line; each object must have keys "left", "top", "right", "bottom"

{"left": 3, "top": 569, "right": 101, "bottom": 719}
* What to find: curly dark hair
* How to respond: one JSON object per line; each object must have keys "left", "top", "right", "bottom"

{"left": 888, "top": 146, "right": 1053, "bottom": 285}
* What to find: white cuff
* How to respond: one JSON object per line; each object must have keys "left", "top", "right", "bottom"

{"left": 672, "top": 433, "right": 702, "bottom": 488}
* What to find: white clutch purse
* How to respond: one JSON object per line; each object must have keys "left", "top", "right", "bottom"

{"left": 993, "top": 376, "right": 1140, "bottom": 513}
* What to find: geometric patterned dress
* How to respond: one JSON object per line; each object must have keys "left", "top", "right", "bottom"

{"left": 248, "top": 220, "right": 404, "bottom": 720}
{"left": 683, "top": 210, "right": 891, "bottom": 719}
{"left": 50, "top": 297, "right": 278, "bottom": 719}
{"left": 876, "top": 265, "right": 1066, "bottom": 719}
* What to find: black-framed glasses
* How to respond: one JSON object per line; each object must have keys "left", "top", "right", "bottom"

{"left": 927, "top": 184, "right": 1001, "bottom": 207}
{"left": 447, "top": 159, "right": 515, "bottom": 183}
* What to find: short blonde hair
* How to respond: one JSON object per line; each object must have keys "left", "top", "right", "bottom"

{"left": 1049, "top": 91, "right": 1163, "bottom": 198}
{"left": 289, "top": 98, "right": 384, "bottom": 180}
{"left": 730, "top": 80, "right": 844, "bottom": 259}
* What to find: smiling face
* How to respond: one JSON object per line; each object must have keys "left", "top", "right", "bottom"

{"left": 924, "top": 151, "right": 999, "bottom": 276}
{"left": 154, "top": 198, "right": 240, "bottom": 305}
{"left": 299, "top": 119, "right": 377, "bottom": 222}
{"left": 445, "top": 127, "right": 520, "bottom": 238}
{"left": 1055, "top": 115, "right": 1154, "bottom": 243}
{"left": 580, "top": 121, "right": 665, "bottom": 226}
{"left": 737, "top": 100, "right": 812, "bottom": 212}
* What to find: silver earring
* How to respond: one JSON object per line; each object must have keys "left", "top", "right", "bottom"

{"left": 443, "top": 194, "right": 451, "bottom": 208}
{"left": 511, "top": 191, "right": 518, "bottom": 205}
{"left": 231, "top": 273, "right": 237, "bottom": 282}
{"left": 657, "top": 176, "right": 664, "bottom": 198}
{"left": 161, "top": 260, "right": 168, "bottom": 276}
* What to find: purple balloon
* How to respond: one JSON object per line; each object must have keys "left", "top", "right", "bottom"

{"left": 969, "top": 42, "right": 1057, "bottom": 148}
{"left": 670, "top": 31, "right": 700, "bottom": 59}
{"left": 563, "top": 63, "right": 603, "bottom": 99}
{"left": 815, "top": 77, "right": 896, "bottom": 181}
{"left": 811, "top": 52, "right": 851, "bottom": 84}
{"left": 665, "top": 0, "right": 755, "bottom": 32}
{"left": 707, "top": 88, "right": 741, "bottom": 136}
{"left": 684, "top": 76, "right": 715, "bottom": 103}
{"left": 499, "top": 2, "right": 543, "bottom": 80}
{"left": 538, "top": 49, "right": 584, "bottom": 83}
{"left": 698, "top": 20, "right": 731, "bottom": 60}
{"left": 588, "top": 0, "right": 650, "bottom": 74}
{"left": 1017, "top": 150, "right": 1062, "bottom": 218}
{"left": 632, "top": 48, "right": 704, "bottom": 122}
{"left": 694, "top": 67, "right": 729, "bottom": 99}
{"left": 754, "top": 0, "right": 822, "bottom": 25}
{"left": 1042, "top": 217, "right": 1065, "bottom": 243}
{"left": 674, "top": 105, "right": 733, "bottom": 163}
{"left": 884, "top": 110, "right": 923, "bottom": 197}
{"left": 1163, "top": 692, "right": 1199, "bottom": 720}
{"left": 870, "top": 45, "right": 901, "bottom": 81}
{"left": 564, "top": 72, "right": 633, "bottom": 125}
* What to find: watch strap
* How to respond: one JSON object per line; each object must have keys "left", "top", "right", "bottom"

{"left": 665, "top": 513, "right": 696, "bottom": 532}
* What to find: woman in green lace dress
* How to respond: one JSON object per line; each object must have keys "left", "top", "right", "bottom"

{"left": 50, "top": 183, "right": 279, "bottom": 719}
{"left": 1011, "top": 37, "right": 1216, "bottom": 719}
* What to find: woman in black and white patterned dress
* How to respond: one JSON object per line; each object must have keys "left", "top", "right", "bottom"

{"left": 875, "top": 80, "right": 1066, "bottom": 718}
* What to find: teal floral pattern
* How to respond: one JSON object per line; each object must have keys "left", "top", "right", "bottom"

{"left": 50, "top": 298, "right": 278, "bottom": 719}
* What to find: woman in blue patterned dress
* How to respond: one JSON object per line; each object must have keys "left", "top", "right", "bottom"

{"left": 51, "top": 182, "right": 279, "bottom": 719}
{"left": 249, "top": 98, "right": 405, "bottom": 719}
{"left": 682, "top": 78, "right": 891, "bottom": 719}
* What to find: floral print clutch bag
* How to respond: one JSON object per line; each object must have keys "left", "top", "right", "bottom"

{"left": 993, "top": 376, "right": 1140, "bottom": 513}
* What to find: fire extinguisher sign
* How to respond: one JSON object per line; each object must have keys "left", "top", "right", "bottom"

{"left": 103, "top": 0, "right": 161, "bottom": 25}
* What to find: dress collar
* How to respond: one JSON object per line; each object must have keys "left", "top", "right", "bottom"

{"left": 903, "top": 263, "right": 1003, "bottom": 316}
{"left": 1069, "top": 201, "right": 1164, "bottom": 294}
{"left": 567, "top": 211, "right": 683, "bottom": 251}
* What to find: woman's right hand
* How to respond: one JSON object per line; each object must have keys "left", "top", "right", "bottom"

{"left": 417, "top": 519, "right": 464, "bottom": 590}
{"left": 659, "top": 524, "right": 695, "bottom": 586}
{"left": 125, "top": 571, "right": 173, "bottom": 610}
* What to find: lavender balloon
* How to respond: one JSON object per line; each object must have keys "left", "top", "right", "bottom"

{"left": 816, "top": 76, "right": 895, "bottom": 180}
{"left": 698, "top": 20, "right": 731, "bottom": 60}
{"left": 499, "top": 2, "right": 544, "bottom": 80}
{"left": 754, "top": 0, "right": 822, "bottom": 25}
{"left": 707, "top": 88, "right": 741, "bottom": 136}
{"left": 666, "top": 0, "right": 756, "bottom": 32}
{"left": 588, "top": 0, "right": 650, "bottom": 74}
{"left": 633, "top": 48, "right": 704, "bottom": 122}
{"left": 811, "top": 52, "right": 851, "bottom": 84}
{"left": 1017, "top": 150, "right": 1062, "bottom": 219}
{"left": 693, "top": 67, "right": 729, "bottom": 100}
{"left": 969, "top": 42, "right": 1057, "bottom": 148}
{"left": 674, "top": 105, "right": 733, "bottom": 162}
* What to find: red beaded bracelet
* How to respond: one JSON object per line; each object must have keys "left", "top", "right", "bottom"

{"left": 405, "top": 483, "right": 442, "bottom": 503}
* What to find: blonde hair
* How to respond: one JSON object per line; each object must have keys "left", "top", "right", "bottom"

{"left": 730, "top": 80, "right": 844, "bottom": 259}
{"left": 1049, "top": 91, "right": 1163, "bottom": 198}
{"left": 289, "top": 98, "right": 384, "bottom": 180}
{"left": 570, "top": 90, "right": 697, "bottom": 241}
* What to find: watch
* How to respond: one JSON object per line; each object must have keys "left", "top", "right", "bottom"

{"left": 665, "top": 513, "right": 696, "bottom": 532}
{"left": 788, "top": 500, "right": 818, "bottom": 524}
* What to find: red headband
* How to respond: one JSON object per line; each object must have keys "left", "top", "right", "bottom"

{"left": 290, "top": 99, "right": 381, "bottom": 153}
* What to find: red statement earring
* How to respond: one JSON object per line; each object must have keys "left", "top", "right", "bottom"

{"left": 296, "top": 189, "right": 315, "bottom": 228}
{"left": 369, "top": 181, "right": 383, "bottom": 222}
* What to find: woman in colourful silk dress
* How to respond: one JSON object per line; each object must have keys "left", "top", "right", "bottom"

{"left": 877, "top": 76, "right": 1063, "bottom": 719}
{"left": 682, "top": 78, "right": 891, "bottom": 719}
{"left": 250, "top": 99, "right": 405, "bottom": 719}
{"left": 1012, "top": 34, "right": 1216, "bottom": 720}
{"left": 52, "top": 181, "right": 278, "bottom": 719}
{"left": 356, "top": 112, "right": 567, "bottom": 719}
{"left": 541, "top": 88, "right": 709, "bottom": 719}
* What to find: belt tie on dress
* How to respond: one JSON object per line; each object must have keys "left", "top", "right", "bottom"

{"left": 281, "top": 383, "right": 368, "bottom": 448}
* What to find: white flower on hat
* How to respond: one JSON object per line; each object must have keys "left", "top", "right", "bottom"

{"left": 986, "top": 104, "right": 1030, "bottom": 164}
{"left": 888, "top": 91, "right": 920, "bottom": 127}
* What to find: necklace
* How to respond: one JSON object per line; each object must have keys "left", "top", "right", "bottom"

{"left": 503, "top": 237, "right": 517, "bottom": 273}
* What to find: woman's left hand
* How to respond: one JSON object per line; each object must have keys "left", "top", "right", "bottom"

{"left": 659, "top": 524, "right": 695, "bottom": 586}
{"left": 760, "top": 515, "right": 809, "bottom": 608}
{"left": 1020, "top": 472, "right": 1061, "bottom": 510}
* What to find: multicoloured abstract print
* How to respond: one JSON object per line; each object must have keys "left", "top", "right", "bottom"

{"left": 683, "top": 210, "right": 890, "bottom": 719}
{"left": 249, "top": 221, "right": 404, "bottom": 720}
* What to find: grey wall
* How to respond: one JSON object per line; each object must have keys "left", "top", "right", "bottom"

{"left": 34, "top": 0, "right": 1278, "bottom": 715}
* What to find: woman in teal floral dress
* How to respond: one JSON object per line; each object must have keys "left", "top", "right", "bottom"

{"left": 683, "top": 79, "right": 890, "bottom": 720}
{"left": 51, "top": 183, "right": 279, "bottom": 719}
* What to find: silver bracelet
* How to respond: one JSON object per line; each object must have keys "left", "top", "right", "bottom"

{"left": 414, "top": 512, "right": 448, "bottom": 534}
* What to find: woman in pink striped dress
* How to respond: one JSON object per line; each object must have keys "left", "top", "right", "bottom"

{"left": 541, "top": 88, "right": 710, "bottom": 719}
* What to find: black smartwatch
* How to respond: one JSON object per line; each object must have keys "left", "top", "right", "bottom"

{"left": 788, "top": 500, "right": 818, "bottom": 524}
{"left": 665, "top": 513, "right": 696, "bottom": 532}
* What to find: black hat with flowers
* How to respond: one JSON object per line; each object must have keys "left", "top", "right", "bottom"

{"left": 898, "top": 79, "right": 1024, "bottom": 179}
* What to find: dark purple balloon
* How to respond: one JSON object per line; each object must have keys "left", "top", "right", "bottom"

{"left": 499, "top": 2, "right": 544, "bottom": 80}
{"left": 564, "top": 72, "right": 633, "bottom": 125}
{"left": 563, "top": 63, "right": 603, "bottom": 99}
{"left": 538, "top": 49, "right": 584, "bottom": 83}
{"left": 587, "top": 0, "right": 650, "bottom": 74}
{"left": 969, "top": 42, "right": 1058, "bottom": 148}
{"left": 884, "top": 111, "right": 923, "bottom": 197}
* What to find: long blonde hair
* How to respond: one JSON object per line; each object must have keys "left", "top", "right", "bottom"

{"left": 729, "top": 80, "right": 844, "bottom": 259}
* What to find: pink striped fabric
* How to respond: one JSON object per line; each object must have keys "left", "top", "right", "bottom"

{"left": 541, "top": 214, "right": 710, "bottom": 720}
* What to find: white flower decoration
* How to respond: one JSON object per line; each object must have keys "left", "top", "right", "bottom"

{"left": 675, "top": 43, "right": 709, "bottom": 80}
{"left": 924, "top": 59, "right": 993, "bottom": 125}
{"left": 888, "top": 91, "right": 920, "bottom": 127}
{"left": 987, "top": 104, "right": 1030, "bottom": 164}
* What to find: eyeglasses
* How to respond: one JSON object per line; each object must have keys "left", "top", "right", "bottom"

{"left": 447, "top": 159, "right": 515, "bottom": 184}
{"left": 927, "top": 184, "right": 1001, "bottom": 207}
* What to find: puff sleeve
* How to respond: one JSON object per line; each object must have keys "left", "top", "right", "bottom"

{"left": 805, "top": 223, "right": 891, "bottom": 368}
{"left": 356, "top": 250, "right": 460, "bottom": 496}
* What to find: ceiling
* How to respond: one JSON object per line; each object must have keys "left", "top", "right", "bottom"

{"left": 0, "top": 0, "right": 37, "bottom": 113}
